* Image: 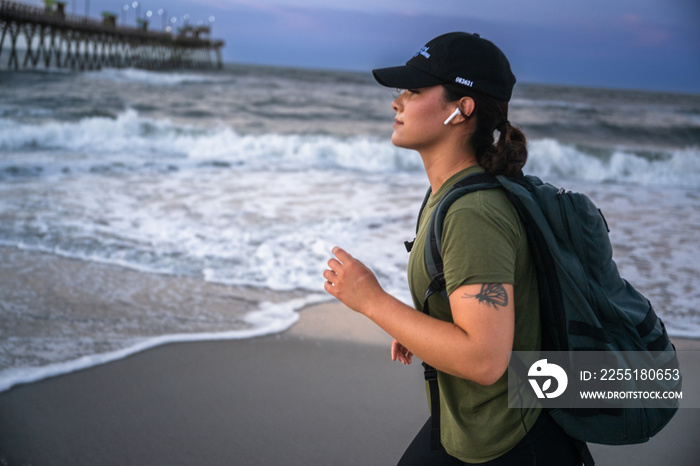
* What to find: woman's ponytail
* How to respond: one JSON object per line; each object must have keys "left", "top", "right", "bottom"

{"left": 481, "top": 118, "right": 527, "bottom": 178}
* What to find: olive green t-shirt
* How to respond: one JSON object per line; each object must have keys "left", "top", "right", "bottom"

{"left": 407, "top": 165, "right": 541, "bottom": 463}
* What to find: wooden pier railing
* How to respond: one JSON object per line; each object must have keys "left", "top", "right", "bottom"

{"left": 0, "top": 0, "right": 224, "bottom": 71}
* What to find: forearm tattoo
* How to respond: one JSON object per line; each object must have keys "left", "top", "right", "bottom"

{"left": 462, "top": 283, "right": 509, "bottom": 309}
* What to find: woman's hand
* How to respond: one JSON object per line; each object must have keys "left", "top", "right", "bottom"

{"left": 324, "top": 248, "right": 413, "bottom": 367}
{"left": 391, "top": 339, "right": 414, "bottom": 365}
{"left": 323, "top": 246, "right": 384, "bottom": 315}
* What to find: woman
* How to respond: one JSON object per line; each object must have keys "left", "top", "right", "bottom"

{"left": 323, "top": 32, "right": 582, "bottom": 465}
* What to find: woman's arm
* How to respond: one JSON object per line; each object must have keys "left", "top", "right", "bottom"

{"left": 323, "top": 247, "right": 514, "bottom": 386}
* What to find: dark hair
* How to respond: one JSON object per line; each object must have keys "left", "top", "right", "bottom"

{"left": 443, "top": 85, "right": 527, "bottom": 178}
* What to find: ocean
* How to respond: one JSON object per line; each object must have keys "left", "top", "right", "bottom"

{"left": 1, "top": 65, "right": 699, "bottom": 392}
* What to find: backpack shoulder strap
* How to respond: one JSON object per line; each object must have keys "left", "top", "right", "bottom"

{"left": 421, "top": 172, "right": 501, "bottom": 314}
{"left": 493, "top": 175, "right": 569, "bottom": 351}
{"left": 404, "top": 186, "right": 432, "bottom": 253}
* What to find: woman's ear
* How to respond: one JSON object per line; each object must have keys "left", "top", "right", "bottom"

{"left": 459, "top": 96, "right": 475, "bottom": 118}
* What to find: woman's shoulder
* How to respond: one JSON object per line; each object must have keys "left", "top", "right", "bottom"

{"left": 447, "top": 186, "right": 515, "bottom": 218}
{"left": 443, "top": 187, "right": 524, "bottom": 241}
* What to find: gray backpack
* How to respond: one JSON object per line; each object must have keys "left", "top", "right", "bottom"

{"left": 408, "top": 172, "right": 680, "bottom": 463}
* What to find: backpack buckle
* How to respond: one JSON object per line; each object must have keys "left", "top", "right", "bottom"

{"left": 422, "top": 362, "right": 438, "bottom": 381}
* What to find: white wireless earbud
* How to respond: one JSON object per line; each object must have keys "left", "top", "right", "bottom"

{"left": 443, "top": 107, "right": 461, "bottom": 125}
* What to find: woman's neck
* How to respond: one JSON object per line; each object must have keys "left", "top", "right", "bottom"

{"left": 421, "top": 147, "right": 478, "bottom": 194}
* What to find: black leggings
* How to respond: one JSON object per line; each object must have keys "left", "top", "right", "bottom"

{"left": 397, "top": 411, "right": 585, "bottom": 466}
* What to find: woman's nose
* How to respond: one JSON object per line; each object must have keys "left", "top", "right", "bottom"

{"left": 392, "top": 94, "right": 402, "bottom": 112}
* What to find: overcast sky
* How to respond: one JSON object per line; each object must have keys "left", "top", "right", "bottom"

{"left": 58, "top": 0, "right": 700, "bottom": 93}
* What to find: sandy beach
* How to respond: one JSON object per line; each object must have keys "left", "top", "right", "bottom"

{"left": 1, "top": 255, "right": 699, "bottom": 465}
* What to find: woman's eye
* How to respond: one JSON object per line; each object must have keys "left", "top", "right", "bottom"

{"left": 392, "top": 89, "right": 418, "bottom": 98}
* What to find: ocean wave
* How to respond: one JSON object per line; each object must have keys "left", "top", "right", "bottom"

{"left": 512, "top": 97, "right": 597, "bottom": 112}
{"left": 526, "top": 139, "right": 700, "bottom": 188}
{"left": 0, "top": 110, "right": 421, "bottom": 175}
{"left": 85, "top": 67, "right": 226, "bottom": 85}
{"left": 1, "top": 110, "right": 698, "bottom": 187}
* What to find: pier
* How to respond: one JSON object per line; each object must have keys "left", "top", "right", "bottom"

{"left": 0, "top": 0, "right": 225, "bottom": 71}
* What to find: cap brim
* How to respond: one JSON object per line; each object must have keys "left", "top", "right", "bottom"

{"left": 372, "top": 65, "right": 444, "bottom": 89}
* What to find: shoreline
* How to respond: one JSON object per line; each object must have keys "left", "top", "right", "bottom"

{"left": 1, "top": 244, "right": 698, "bottom": 393}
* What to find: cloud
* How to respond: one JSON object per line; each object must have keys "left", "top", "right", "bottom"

{"left": 619, "top": 13, "right": 672, "bottom": 48}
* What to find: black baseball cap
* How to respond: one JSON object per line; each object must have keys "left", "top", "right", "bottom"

{"left": 372, "top": 32, "right": 516, "bottom": 101}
